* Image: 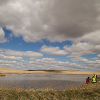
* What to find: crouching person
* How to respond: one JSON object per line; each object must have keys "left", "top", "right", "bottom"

{"left": 92, "top": 77, "right": 96, "bottom": 83}
{"left": 86, "top": 77, "right": 90, "bottom": 84}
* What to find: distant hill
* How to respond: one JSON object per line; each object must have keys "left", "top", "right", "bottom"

{"left": 0, "top": 67, "right": 100, "bottom": 75}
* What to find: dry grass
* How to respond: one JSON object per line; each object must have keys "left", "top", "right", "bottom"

{"left": 0, "top": 67, "right": 100, "bottom": 75}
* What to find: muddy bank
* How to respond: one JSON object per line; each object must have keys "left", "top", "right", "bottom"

{"left": 0, "top": 73, "right": 5, "bottom": 77}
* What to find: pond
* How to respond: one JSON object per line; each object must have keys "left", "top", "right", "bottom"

{"left": 0, "top": 74, "right": 93, "bottom": 90}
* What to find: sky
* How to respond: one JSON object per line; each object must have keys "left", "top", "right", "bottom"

{"left": 0, "top": 0, "right": 100, "bottom": 71}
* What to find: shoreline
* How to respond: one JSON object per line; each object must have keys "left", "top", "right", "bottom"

{"left": 0, "top": 67, "right": 100, "bottom": 75}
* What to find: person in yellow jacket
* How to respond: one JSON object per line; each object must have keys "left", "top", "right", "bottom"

{"left": 93, "top": 74, "right": 97, "bottom": 82}
{"left": 93, "top": 74, "right": 97, "bottom": 78}
{"left": 92, "top": 77, "right": 96, "bottom": 83}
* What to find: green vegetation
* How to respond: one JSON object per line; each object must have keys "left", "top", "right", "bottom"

{"left": 0, "top": 77, "right": 100, "bottom": 100}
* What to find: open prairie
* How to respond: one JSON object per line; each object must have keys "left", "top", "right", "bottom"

{"left": 0, "top": 67, "right": 100, "bottom": 75}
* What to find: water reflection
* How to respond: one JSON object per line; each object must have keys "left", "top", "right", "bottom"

{"left": 0, "top": 74, "right": 93, "bottom": 90}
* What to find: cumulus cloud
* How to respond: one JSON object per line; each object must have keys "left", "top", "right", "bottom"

{"left": 3, "top": 55, "right": 22, "bottom": 61}
{"left": 29, "top": 58, "right": 83, "bottom": 70}
{"left": 64, "top": 42, "right": 100, "bottom": 68}
{"left": 64, "top": 42, "right": 100, "bottom": 57}
{"left": 0, "top": 60, "right": 17, "bottom": 64}
{"left": 77, "top": 30, "right": 100, "bottom": 45}
{"left": 0, "top": 27, "right": 6, "bottom": 43}
{"left": 29, "top": 58, "right": 57, "bottom": 64}
{"left": 0, "top": 53, "right": 99, "bottom": 70}
{"left": 4, "top": 49, "right": 43, "bottom": 58}
{"left": 0, "top": 48, "right": 43, "bottom": 67}
{"left": 0, "top": 57, "right": 83, "bottom": 70}
{"left": 0, "top": 0, "right": 100, "bottom": 43}
{"left": 0, "top": 49, "right": 22, "bottom": 61}
{"left": 40, "top": 42, "right": 100, "bottom": 64}
{"left": 0, "top": 48, "right": 84, "bottom": 70}
{"left": 29, "top": 58, "right": 36, "bottom": 61}
{"left": 70, "top": 57, "right": 89, "bottom": 62}
{"left": 86, "top": 60, "right": 100, "bottom": 64}
{"left": 67, "top": 53, "right": 82, "bottom": 58}
{"left": 84, "top": 60, "right": 100, "bottom": 70}
{"left": 64, "top": 42, "right": 93, "bottom": 54}
{"left": 40, "top": 45, "right": 68, "bottom": 55}
{"left": 97, "top": 54, "right": 100, "bottom": 57}
{"left": 91, "top": 57, "right": 100, "bottom": 60}
{"left": 0, "top": 54, "right": 22, "bottom": 61}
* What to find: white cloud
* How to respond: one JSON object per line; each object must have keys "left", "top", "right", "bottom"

{"left": 91, "top": 57, "right": 100, "bottom": 60}
{"left": 4, "top": 49, "right": 43, "bottom": 58}
{"left": 0, "top": 56, "right": 84, "bottom": 70}
{"left": 0, "top": 60, "right": 17, "bottom": 64}
{"left": 64, "top": 42, "right": 93, "bottom": 54}
{"left": 30, "top": 58, "right": 57, "bottom": 64}
{"left": 70, "top": 57, "right": 89, "bottom": 62}
{"left": 29, "top": 58, "right": 83, "bottom": 70}
{"left": 0, "top": 27, "right": 6, "bottom": 43}
{"left": 97, "top": 54, "right": 100, "bottom": 57}
{"left": 77, "top": 30, "right": 100, "bottom": 45}
{"left": 0, "top": 49, "right": 23, "bottom": 61}
{"left": 0, "top": 56, "right": 99, "bottom": 71}
{"left": 64, "top": 42, "right": 100, "bottom": 57}
{"left": 40, "top": 45, "right": 68, "bottom": 55}
{"left": 85, "top": 60, "right": 100, "bottom": 66}
{"left": 0, "top": 0, "right": 100, "bottom": 43}
{"left": 84, "top": 60, "right": 100, "bottom": 70}
{"left": 29, "top": 58, "right": 36, "bottom": 61}
{"left": 67, "top": 53, "right": 82, "bottom": 58}
{"left": 3, "top": 55, "right": 23, "bottom": 61}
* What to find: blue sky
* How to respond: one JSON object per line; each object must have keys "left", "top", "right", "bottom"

{"left": 0, "top": 0, "right": 100, "bottom": 71}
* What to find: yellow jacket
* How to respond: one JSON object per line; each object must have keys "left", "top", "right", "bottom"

{"left": 92, "top": 78, "right": 96, "bottom": 83}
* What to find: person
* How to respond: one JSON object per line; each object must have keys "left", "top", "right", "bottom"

{"left": 92, "top": 76, "right": 96, "bottom": 83}
{"left": 93, "top": 74, "right": 97, "bottom": 78}
{"left": 86, "top": 77, "right": 90, "bottom": 84}
{"left": 93, "top": 74, "right": 97, "bottom": 82}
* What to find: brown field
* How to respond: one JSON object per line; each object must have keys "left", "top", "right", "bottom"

{"left": 0, "top": 67, "right": 100, "bottom": 75}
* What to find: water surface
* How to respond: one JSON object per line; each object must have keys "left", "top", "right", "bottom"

{"left": 0, "top": 74, "right": 93, "bottom": 90}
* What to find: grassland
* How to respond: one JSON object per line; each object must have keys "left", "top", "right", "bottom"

{"left": 0, "top": 77, "right": 100, "bottom": 100}
{"left": 0, "top": 67, "right": 100, "bottom": 75}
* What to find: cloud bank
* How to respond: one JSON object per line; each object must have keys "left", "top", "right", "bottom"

{"left": 0, "top": 0, "right": 100, "bottom": 43}
{"left": 0, "top": 41, "right": 100, "bottom": 71}
{"left": 0, "top": 0, "right": 100, "bottom": 71}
